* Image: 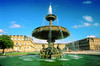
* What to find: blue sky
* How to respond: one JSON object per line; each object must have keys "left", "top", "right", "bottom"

{"left": 0, "top": 0, "right": 100, "bottom": 43}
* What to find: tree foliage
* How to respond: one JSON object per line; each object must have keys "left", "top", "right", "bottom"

{"left": 0, "top": 35, "right": 14, "bottom": 53}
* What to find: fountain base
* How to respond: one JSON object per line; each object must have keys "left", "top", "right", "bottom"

{"left": 40, "top": 44, "right": 63, "bottom": 59}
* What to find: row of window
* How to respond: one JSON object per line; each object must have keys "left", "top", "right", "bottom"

{"left": 95, "top": 43, "right": 100, "bottom": 44}
{"left": 90, "top": 45, "right": 100, "bottom": 49}
{"left": 12, "top": 38, "right": 23, "bottom": 40}
{"left": 15, "top": 42, "right": 30, "bottom": 46}
{"left": 91, "top": 43, "right": 100, "bottom": 45}
{"left": 24, "top": 47, "right": 29, "bottom": 50}
{"left": 14, "top": 47, "right": 30, "bottom": 51}
{"left": 12, "top": 38, "right": 30, "bottom": 41}
{"left": 94, "top": 39, "right": 100, "bottom": 41}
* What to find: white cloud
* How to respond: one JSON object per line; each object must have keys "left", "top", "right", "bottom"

{"left": 72, "top": 23, "right": 91, "bottom": 28}
{"left": 71, "top": 25, "right": 78, "bottom": 28}
{"left": 33, "top": 38, "right": 69, "bottom": 43}
{"left": 87, "top": 35, "right": 96, "bottom": 38}
{"left": 10, "top": 21, "right": 15, "bottom": 23}
{"left": 0, "top": 29, "right": 4, "bottom": 33}
{"left": 33, "top": 38, "right": 47, "bottom": 43}
{"left": 72, "top": 22, "right": 99, "bottom": 28}
{"left": 83, "top": 23, "right": 91, "bottom": 26}
{"left": 10, "top": 24, "right": 21, "bottom": 28}
{"left": 0, "top": 29, "right": 7, "bottom": 33}
{"left": 83, "top": 16, "right": 93, "bottom": 22}
{"left": 72, "top": 16, "right": 99, "bottom": 29}
{"left": 10, "top": 21, "right": 21, "bottom": 28}
{"left": 55, "top": 40, "right": 69, "bottom": 43}
{"left": 82, "top": 1, "right": 92, "bottom": 4}
{"left": 93, "top": 23, "right": 99, "bottom": 26}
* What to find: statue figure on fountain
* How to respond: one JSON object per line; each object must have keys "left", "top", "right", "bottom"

{"left": 40, "top": 44, "right": 46, "bottom": 58}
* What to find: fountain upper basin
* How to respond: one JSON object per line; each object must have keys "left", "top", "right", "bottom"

{"left": 32, "top": 26, "right": 70, "bottom": 40}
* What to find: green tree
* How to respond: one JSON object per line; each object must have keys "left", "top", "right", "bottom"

{"left": 0, "top": 35, "right": 14, "bottom": 54}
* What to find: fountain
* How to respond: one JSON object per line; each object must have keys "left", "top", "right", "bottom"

{"left": 32, "top": 5, "right": 70, "bottom": 59}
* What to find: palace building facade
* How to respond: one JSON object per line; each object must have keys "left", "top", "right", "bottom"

{"left": 0, "top": 35, "right": 100, "bottom": 53}
{"left": 0, "top": 35, "right": 36, "bottom": 53}
{"left": 0, "top": 35, "right": 66, "bottom": 53}
{"left": 67, "top": 37, "right": 100, "bottom": 51}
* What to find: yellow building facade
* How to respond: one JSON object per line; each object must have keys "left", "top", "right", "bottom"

{"left": 0, "top": 35, "right": 66, "bottom": 53}
{"left": 0, "top": 35, "right": 36, "bottom": 53}
{"left": 67, "top": 38, "right": 100, "bottom": 51}
{"left": 89, "top": 38, "right": 100, "bottom": 50}
{"left": 1, "top": 35, "right": 100, "bottom": 53}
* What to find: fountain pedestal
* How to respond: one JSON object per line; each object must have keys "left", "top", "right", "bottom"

{"left": 40, "top": 14, "right": 63, "bottom": 59}
{"left": 40, "top": 43, "right": 62, "bottom": 59}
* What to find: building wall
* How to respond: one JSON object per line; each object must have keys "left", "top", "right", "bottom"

{"left": 67, "top": 38, "right": 100, "bottom": 51}
{"left": 1, "top": 35, "right": 99, "bottom": 53}
{"left": 0, "top": 35, "right": 36, "bottom": 53}
{"left": 0, "top": 35, "right": 67, "bottom": 53}
{"left": 89, "top": 38, "right": 100, "bottom": 50}
{"left": 79, "top": 38, "right": 90, "bottom": 50}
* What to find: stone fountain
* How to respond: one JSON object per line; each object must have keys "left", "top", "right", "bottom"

{"left": 32, "top": 5, "right": 70, "bottom": 59}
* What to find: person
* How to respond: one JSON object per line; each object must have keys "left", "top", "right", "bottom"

{"left": 3, "top": 53, "right": 6, "bottom": 56}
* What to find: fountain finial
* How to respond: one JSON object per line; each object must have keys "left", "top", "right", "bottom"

{"left": 45, "top": 5, "right": 57, "bottom": 21}
{"left": 49, "top": 5, "right": 52, "bottom": 14}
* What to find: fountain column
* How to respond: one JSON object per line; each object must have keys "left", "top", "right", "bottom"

{"left": 47, "top": 39, "right": 55, "bottom": 48}
{"left": 49, "top": 20, "right": 52, "bottom": 26}
{"left": 45, "top": 5, "right": 57, "bottom": 49}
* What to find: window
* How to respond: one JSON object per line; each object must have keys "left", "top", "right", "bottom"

{"left": 16, "top": 42, "right": 18, "bottom": 45}
{"left": 28, "top": 42, "right": 29, "bottom": 45}
{"left": 20, "top": 38, "right": 22, "bottom": 40}
{"left": 25, "top": 38, "right": 27, "bottom": 40}
{"left": 15, "top": 47, "right": 17, "bottom": 51}
{"left": 25, "top": 42, "right": 26, "bottom": 45}
{"left": 13, "top": 38, "right": 15, "bottom": 40}
{"left": 19, "top": 47, "right": 21, "bottom": 51}
{"left": 20, "top": 42, "right": 22, "bottom": 46}
{"left": 28, "top": 38, "right": 30, "bottom": 40}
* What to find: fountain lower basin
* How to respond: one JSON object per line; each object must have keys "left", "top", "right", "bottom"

{"left": 32, "top": 26, "right": 70, "bottom": 40}
{"left": 0, "top": 54, "right": 100, "bottom": 66}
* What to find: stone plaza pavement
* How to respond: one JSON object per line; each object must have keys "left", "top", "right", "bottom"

{"left": 64, "top": 51, "right": 100, "bottom": 55}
